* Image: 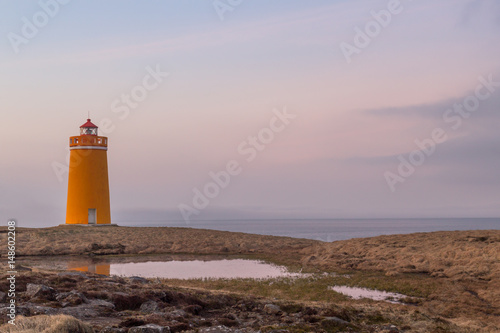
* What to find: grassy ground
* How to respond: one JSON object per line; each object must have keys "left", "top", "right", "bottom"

{"left": 0, "top": 270, "right": 471, "bottom": 333}
{"left": 0, "top": 226, "right": 498, "bottom": 331}
{"left": 160, "top": 271, "right": 436, "bottom": 303}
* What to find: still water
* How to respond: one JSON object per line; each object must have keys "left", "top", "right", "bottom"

{"left": 329, "top": 285, "right": 407, "bottom": 303}
{"left": 117, "top": 218, "right": 499, "bottom": 242}
{"left": 111, "top": 259, "right": 302, "bottom": 279}
{"left": 21, "top": 256, "right": 414, "bottom": 303}
{"left": 21, "top": 255, "right": 301, "bottom": 279}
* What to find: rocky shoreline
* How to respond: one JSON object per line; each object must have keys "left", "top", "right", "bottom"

{"left": 0, "top": 227, "right": 499, "bottom": 332}
{"left": 0, "top": 270, "right": 457, "bottom": 333}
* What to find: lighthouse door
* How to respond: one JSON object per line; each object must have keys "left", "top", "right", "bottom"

{"left": 88, "top": 209, "right": 96, "bottom": 224}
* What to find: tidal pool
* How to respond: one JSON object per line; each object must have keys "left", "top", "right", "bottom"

{"left": 329, "top": 285, "right": 407, "bottom": 303}
{"left": 111, "top": 259, "right": 300, "bottom": 279}
{"left": 20, "top": 255, "right": 301, "bottom": 280}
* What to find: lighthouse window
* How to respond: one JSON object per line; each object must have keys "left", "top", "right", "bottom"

{"left": 80, "top": 127, "right": 98, "bottom": 136}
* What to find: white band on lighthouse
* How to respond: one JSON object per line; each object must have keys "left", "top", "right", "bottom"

{"left": 70, "top": 146, "right": 108, "bottom": 151}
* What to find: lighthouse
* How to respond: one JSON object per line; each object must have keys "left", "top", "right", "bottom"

{"left": 65, "top": 119, "right": 111, "bottom": 224}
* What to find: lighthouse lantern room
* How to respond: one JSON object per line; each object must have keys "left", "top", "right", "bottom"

{"left": 80, "top": 119, "right": 98, "bottom": 136}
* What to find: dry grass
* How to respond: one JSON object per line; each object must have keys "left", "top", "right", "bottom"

{"left": 0, "top": 225, "right": 315, "bottom": 258}
{"left": 306, "top": 230, "right": 500, "bottom": 281}
{"left": 0, "top": 315, "right": 94, "bottom": 333}
{"left": 302, "top": 230, "right": 500, "bottom": 313}
{"left": 0, "top": 226, "right": 498, "bottom": 331}
{"left": 160, "top": 271, "right": 437, "bottom": 304}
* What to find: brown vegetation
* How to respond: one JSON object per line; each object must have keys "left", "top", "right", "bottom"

{"left": 0, "top": 314, "right": 94, "bottom": 333}
{"left": 0, "top": 226, "right": 498, "bottom": 332}
{"left": 0, "top": 270, "right": 467, "bottom": 333}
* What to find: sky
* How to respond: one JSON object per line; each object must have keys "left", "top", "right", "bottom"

{"left": 1, "top": 0, "right": 499, "bottom": 227}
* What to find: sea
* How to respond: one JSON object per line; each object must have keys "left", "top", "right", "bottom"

{"left": 117, "top": 218, "right": 499, "bottom": 242}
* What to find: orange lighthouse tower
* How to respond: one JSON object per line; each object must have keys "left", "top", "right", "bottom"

{"left": 65, "top": 119, "right": 111, "bottom": 224}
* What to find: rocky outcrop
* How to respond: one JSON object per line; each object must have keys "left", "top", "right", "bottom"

{"left": 0, "top": 270, "right": 422, "bottom": 333}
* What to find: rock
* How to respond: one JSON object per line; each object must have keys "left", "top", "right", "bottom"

{"left": 101, "top": 327, "right": 127, "bottom": 333}
{"left": 0, "top": 305, "right": 30, "bottom": 317}
{"left": 25, "top": 283, "right": 57, "bottom": 300}
{"left": 184, "top": 304, "right": 203, "bottom": 315}
{"left": 264, "top": 304, "right": 281, "bottom": 315}
{"left": 0, "top": 291, "right": 6, "bottom": 303}
{"left": 168, "top": 309, "right": 188, "bottom": 318}
{"left": 17, "top": 306, "right": 31, "bottom": 316}
{"left": 23, "top": 303, "right": 60, "bottom": 315}
{"left": 169, "top": 323, "right": 190, "bottom": 332}
{"left": 61, "top": 304, "right": 100, "bottom": 318}
{"left": 120, "top": 318, "right": 146, "bottom": 328}
{"left": 129, "top": 276, "right": 150, "bottom": 284}
{"left": 89, "top": 298, "right": 116, "bottom": 309}
{"left": 197, "top": 326, "right": 233, "bottom": 333}
{"left": 56, "top": 292, "right": 70, "bottom": 300}
{"left": 303, "top": 315, "right": 321, "bottom": 323}
{"left": 127, "top": 324, "right": 171, "bottom": 333}
{"left": 61, "top": 299, "right": 114, "bottom": 318}
{"left": 382, "top": 324, "right": 400, "bottom": 333}
{"left": 111, "top": 292, "right": 144, "bottom": 311}
{"left": 217, "top": 318, "right": 238, "bottom": 327}
{"left": 57, "top": 290, "right": 88, "bottom": 307}
{"left": 190, "top": 317, "right": 212, "bottom": 327}
{"left": 140, "top": 300, "right": 159, "bottom": 313}
{"left": 321, "top": 316, "right": 350, "bottom": 329}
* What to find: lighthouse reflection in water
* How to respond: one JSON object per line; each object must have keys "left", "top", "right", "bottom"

{"left": 67, "top": 261, "right": 110, "bottom": 276}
